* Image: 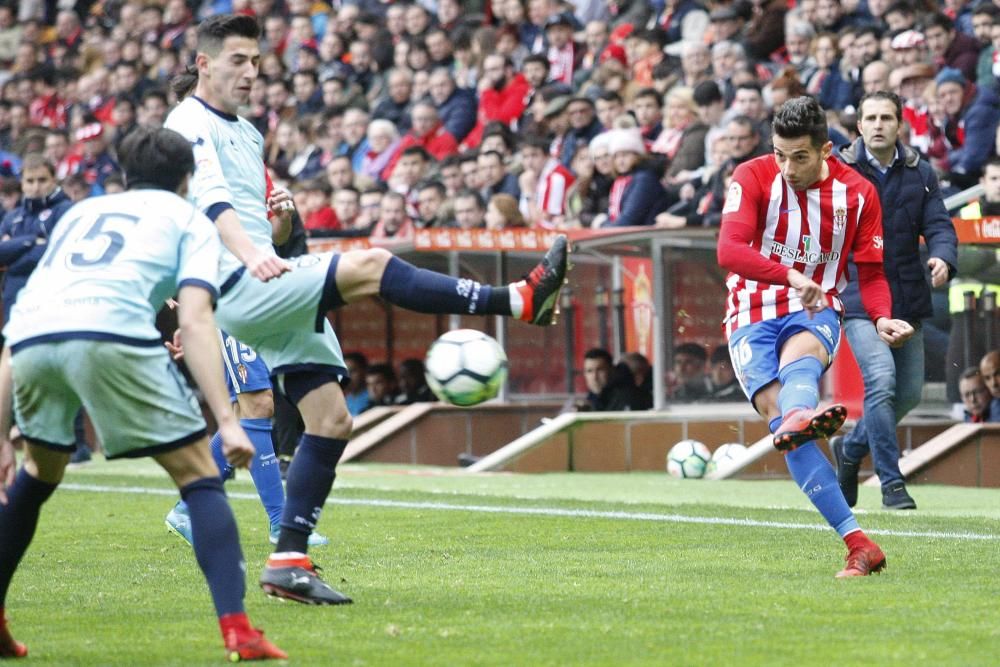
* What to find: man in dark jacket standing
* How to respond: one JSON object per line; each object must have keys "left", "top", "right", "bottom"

{"left": 832, "top": 91, "right": 957, "bottom": 511}
{"left": 0, "top": 154, "right": 72, "bottom": 322}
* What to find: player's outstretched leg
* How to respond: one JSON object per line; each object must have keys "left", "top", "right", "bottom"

{"left": 348, "top": 234, "right": 570, "bottom": 326}
{"left": 769, "top": 357, "right": 885, "bottom": 577}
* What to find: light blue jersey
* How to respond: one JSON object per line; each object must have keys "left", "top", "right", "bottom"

{"left": 164, "top": 95, "right": 273, "bottom": 278}
{"left": 3, "top": 190, "right": 220, "bottom": 349}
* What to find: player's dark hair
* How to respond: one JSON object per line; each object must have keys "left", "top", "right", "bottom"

{"left": 584, "top": 347, "right": 614, "bottom": 365}
{"left": 772, "top": 96, "right": 828, "bottom": 149}
{"left": 119, "top": 126, "right": 195, "bottom": 193}
{"left": 858, "top": 90, "right": 902, "bottom": 122}
{"left": 171, "top": 14, "right": 260, "bottom": 99}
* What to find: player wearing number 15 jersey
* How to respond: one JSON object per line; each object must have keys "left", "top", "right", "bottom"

{"left": 0, "top": 127, "right": 286, "bottom": 660}
{"left": 717, "top": 97, "right": 914, "bottom": 578}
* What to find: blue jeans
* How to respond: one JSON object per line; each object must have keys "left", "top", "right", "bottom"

{"left": 841, "top": 318, "right": 925, "bottom": 491}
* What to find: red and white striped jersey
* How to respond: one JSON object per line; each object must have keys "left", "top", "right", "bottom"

{"left": 719, "top": 155, "right": 885, "bottom": 337}
{"left": 535, "top": 158, "right": 575, "bottom": 227}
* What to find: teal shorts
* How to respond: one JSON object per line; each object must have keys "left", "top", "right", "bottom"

{"left": 215, "top": 252, "right": 347, "bottom": 379}
{"left": 11, "top": 339, "right": 207, "bottom": 458}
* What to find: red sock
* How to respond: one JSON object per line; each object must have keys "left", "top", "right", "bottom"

{"left": 219, "top": 612, "right": 256, "bottom": 646}
{"left": 844, "top": 530, "right": 874, "bottom": 551}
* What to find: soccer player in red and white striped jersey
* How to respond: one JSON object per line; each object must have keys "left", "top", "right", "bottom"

{"left": 717, "top": 97, "right": 914, "bottom": 577}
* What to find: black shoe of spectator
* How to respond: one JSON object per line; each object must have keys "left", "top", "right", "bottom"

{"left": 830, "top": 436, "right": 859, "bottom": 508}
{"left": 457, "top": 453, "right": 481, "bottom": 468}
{"left": 882, "top": 485, "right": 916, "bottom": 510}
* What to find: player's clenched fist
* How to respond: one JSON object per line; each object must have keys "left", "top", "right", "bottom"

{"left": 218, "top": 422, "right": 255, "bottom": 469}
{"left": 786, "top": 269, "right": 827, "bottom": 316}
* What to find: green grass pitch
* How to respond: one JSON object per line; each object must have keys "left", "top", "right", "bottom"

{"left": 5, "top": 459, "right": 999, "bottom": 666}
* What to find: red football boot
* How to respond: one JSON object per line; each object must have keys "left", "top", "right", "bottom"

{"left": 836, "top": 543, "right": 887, "bottom": 578}
{"left": 224, "top": 629, "right": 288, "bottom": 662}
{"left": 772, "top": 404, "right": 847, "bottom": 451}
{"left": 0, "top": 613, "right": 27, "bottom": 659}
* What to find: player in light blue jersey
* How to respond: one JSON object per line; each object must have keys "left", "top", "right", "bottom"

{"left": 0, "top": 127, "right": 286, "bottom": 661}
{"left": 167, "top": 14, "right": 569, "bottom": 606}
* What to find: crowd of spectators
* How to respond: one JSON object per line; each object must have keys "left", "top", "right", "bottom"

{"left": 962, "top": 347, "right": 1000, "bottom": 422}
{"left": 2, "top": 0, "right": 999, "bottom": 241}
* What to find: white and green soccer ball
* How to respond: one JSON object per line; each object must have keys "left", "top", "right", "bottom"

{"left": 706, "top": 443, "right": 749, "bottom": 474}
{"left": 666, "top": 439, "right": 711, "bottom": 479}
{"left": 424, "top": 329, "right": 509, "bottom": 407}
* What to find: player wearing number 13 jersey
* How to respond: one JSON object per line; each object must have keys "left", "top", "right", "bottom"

{"left": 717, "top": 97, "right": 914, "bottom": 578}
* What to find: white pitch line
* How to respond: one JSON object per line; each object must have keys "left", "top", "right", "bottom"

{"left": 59, "top": 482, "right": 999, "bottom": 541}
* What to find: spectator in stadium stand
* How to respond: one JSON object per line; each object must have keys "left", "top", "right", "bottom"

{"left": 0, "top": 5, "right": 20, "bottom": 64}
{"left": 576, "top": 20, "right": 609, "bottom": 82}
{"left": 785, "top": 21, "right": 819, "bottom": 84}
{"left": 544, "top": 13, "right": 583, "bottom": 86}
{"left": 971, "top": 4, "right": 998, "bottom": 89}
{"left": 68, "top": 122, "right": 120, "bottom": 197}
{"left": 60, "top": 173, "right": 89, "bottom": 203}
{"left": 425, "top": 29, "right": 454, "bottom": 71}
{"left": 480, "top": 123, "right": 517, "bottom": 160}
{"left": 428, "top": 68, "right": 476, "bottom": 145}
{"left": 352, "top": 187, "right": 383, "bottom": 233}
{"left": 360, "top": 119, "right": 401, "bottom": 185}
{"left": 459, "top": 151, "right": 482, "bottom": 191}
{"left": 452, "top": 189, "right": 487, "bottom": 230}
{"left": 383, "top": 103, "right": 457, "bottom": 180}
{"left": 884, "top": 1, "right": 918, "bottom": 32}
{"left": 319, "top": 186, "right": 360, "bottom": 237}
{"left": 518, "top": 134, "right": 575, "bottom": 228}
{"left": 627, "top": 29, "right": 665, "bottom": 90}
{"left": 979, "top": 350, "right": 1000, "bottom": 420}
{"left": 592, "top": 92, "right": 623, "bottom": 132}
{"left": 479, "top": 150, "right": 520, "bottom": 200}
{"left": 372, "top": 68, "right": 414, "bottom": 135}
{"left": 291, "top": 68, "right": 323, "bottom": 116}
{"left": 651, "top": 0, "right": 709, "bottom": 47}
{"left": 389, "top": 146, "right": 433, "bottom": 217}
{"left": 603, "top": 129, "right": 669, "bottom": 228}
{"left": 139, "top": 89, "right": 169, "bottom": 128}
{"left": 959, "top": 368, "right": 994, "bottom": 423}
{"left": 655, "top": 87, "right": 709, "bottom": 183}
{"left": 708, "top": 344, "right": 742, "bottom": 401}
{"left": 561, "top": 97, "right": 603, "bottom": 169}
{"left": 730, "top": 81, "right": 773, "bottom": 149}
{"left": 925, "top": 12, "right": 980, "bottom": 82}
{"left": 833, "top": 91, "right": 958, "bottom": 511}
{"left": 370, "top": 190, "right": 413, "bottom": 240}
{"left": 26, "top": 66, "right": 66, "bottom": 130}
{"left": 577, "top": 347, "right": 652, "bottom": 412}
{"left": 817, "top": 29, "right": 865, "bottom": 112}
{"left": 465, "top": 53, "right": 531, "bottom": 148}
{"left": 300, "top": 178, "right": 338, "bottom": 235}
{"left": 0, "top": 177, "right": 19, "bottom": 215}
{"left": 396, "top": 359, "right": 436, "bottom": 404}
{"left": 438, "top": 155, "right": 465, "bottom": 197}
{"left": 366, "top": 363, "right": 402, "bottom": 407}
{"left": 340, "top": 352, "right": 372, "bottom": 416}
{"left": 568, "top": 132, "right": 613, "bottom": 228}
{"left": 324, "top": 154, "right": 355, "bottom": 192}
{"left": 959, "top": 156, "right": 1000, "bottom": 218}
{"left": 935, "top": 67, "right": 1000, "bottom": 187}
{"left": 623, "top": 352, "right": 654, "bottom": 398}
{"left": 485, "top": 193, "right": 527, "bottom": 229}
{"left": 742, "top": 0, "right": 788, "bottom": 62}
{"left": 630, "top": 87, "right": 664, "bottom": 149}
{"left": 416, "top": 181, "right": 449, "bottom": 229}
{"left": 670, "top": 342, "right": 712, "bottom": 402}
{"left": 707, "top": 6, "right": 747, "bottom": 50}
{"left": 341, "top": 107, "right": 371, "bottom": 173}
{"left": 861, "top": 60, "right": 891, "bottom": 96}
{"left": 693, "top": 80, "right": 726, "bottom": 132}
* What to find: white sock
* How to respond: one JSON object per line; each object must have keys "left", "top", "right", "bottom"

{"left": 509, "top": 281, "right": 525, "bottom": 319}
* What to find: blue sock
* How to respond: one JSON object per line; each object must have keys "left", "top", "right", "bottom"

{"left": 276, "top": 434, "right": 347, "bottom": 554}
{"left": 242, "top": 417, "right": 285, "bottom": 527}
{"left": 777, "top": 356, "right": 824, "bottom": 415}
{"left": 0, "top": 469, "right": 57, "bottom": 606}
{"left": 181, "top": 477, "right": 246, "bottom": 617}
{"left": 209, "top": 431, "right": 233, "bottom": 481}
{"left": 784, "top": 443, "right": 860, "bottom": 537}
{"left": 379, "top": 256, "right": 509, "bottom": 316}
